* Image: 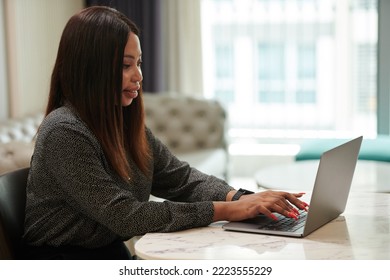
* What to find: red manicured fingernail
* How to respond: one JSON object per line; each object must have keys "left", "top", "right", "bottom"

{"left": 270, "top": 214, "right": 278, "bottom": 221}
{"left": 301, "top": 203, "right": 309, "bottom": 211}
{"left": 288, "top": 212, "right": 298, "bottom": 220}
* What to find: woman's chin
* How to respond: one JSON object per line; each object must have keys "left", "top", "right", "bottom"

{"left": 121, "top": 98, "right": 134, "bottom": 107}
{"left": 121, "top": 91, "right": 138, "bottom": 107}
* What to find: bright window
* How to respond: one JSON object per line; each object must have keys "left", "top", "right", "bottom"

{"left": 201, "top": 0, "right": 378, "bottom": 143}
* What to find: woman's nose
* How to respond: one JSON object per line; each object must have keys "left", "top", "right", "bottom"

{"left": 133, "top": 67, "right": 143, "bottom": 83}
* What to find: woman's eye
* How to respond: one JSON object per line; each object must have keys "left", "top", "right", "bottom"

{"left": 123, "top": 64, "right": 130, "bottom": 69}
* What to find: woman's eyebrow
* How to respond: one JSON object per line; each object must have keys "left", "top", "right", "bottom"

{"left": 124, "top": 54, "right": 142, "bottom": 60}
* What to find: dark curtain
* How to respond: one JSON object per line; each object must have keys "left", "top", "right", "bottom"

{"left": 85, "top": 0, "right": 163, "bottom": 93}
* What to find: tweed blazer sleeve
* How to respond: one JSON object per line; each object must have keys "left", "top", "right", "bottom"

{"left": 146, "top": 128, "right": 233, "bottom": 202}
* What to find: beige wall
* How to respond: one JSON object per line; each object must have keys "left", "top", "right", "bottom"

{"left": 4, "top": 0, "right": 84, "bottom": 118}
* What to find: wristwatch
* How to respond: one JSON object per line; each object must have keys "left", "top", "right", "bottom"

{"left": 232, "top": 188, "right": 255, "bottom": 201}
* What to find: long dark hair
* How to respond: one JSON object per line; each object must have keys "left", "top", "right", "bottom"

{"left": 46, "top": 6, "right": 151, "bottom": 180}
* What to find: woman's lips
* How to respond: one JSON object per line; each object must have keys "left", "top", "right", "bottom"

{"left": 123, "top": 90, "right": 138, "bottom": 99}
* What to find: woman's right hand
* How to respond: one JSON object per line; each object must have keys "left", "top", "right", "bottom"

{"left": 213, "top": 190, "right": 309, "bottom": 222}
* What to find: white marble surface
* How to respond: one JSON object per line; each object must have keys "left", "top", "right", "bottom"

{"left": 135, "top": 192, "right": 390, "bottom": 260}
{"left": 255, "top": 160, "right": 390, "bottom": 193}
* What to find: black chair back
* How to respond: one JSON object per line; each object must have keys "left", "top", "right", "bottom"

{"left": 0, "top": 167, "right": 29, "bottom": 259}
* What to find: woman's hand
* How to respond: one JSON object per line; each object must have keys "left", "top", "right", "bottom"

{"left": 213, "top": 190, "right": 308, "bottom": 222}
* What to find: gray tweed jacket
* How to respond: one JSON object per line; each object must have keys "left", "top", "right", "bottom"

{"left": 23, "top": 105, "right": 233, "bottom": 248}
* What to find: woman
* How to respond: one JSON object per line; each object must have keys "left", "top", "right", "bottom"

{"left": 22, "top": 6, "right": 307, "bottom": 259}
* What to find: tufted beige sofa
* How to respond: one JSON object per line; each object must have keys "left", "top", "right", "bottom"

{"left": 0, "top": 114, "right": 44, "bottom": 175}
{"left": 143, "top": 93, "right": 228, "bottom": 180}
{"left": 0, "top": 94, "right": 228, "bottom": 179}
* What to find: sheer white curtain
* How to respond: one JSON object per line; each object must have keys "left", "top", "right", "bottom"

{"left": 2, "top": 0, "right": 83, "bottom": 119}
{"left": 161, "top": 0, "right": 204, "bottom": 97}
{"left": 0, "top": 0, "right": 8, "bottom": 120}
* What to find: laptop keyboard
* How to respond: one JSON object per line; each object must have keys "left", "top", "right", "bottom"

{"left": 258, "top": 209, "right": 307, "bottom": 232}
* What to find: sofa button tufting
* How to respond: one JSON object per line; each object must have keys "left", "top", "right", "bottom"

{"left": 182, "top": 125, "right": 192, "bottom": 133}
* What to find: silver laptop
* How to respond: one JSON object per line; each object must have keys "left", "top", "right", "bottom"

{"left": 223, "top": 136, "right": 363, "bottom": 238}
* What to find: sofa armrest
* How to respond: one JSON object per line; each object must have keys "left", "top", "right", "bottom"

{"left": 0, "top": 142, "right": 34, "bottom": 175}
{"left": 0, "top": 113, "right": 43, "bottom": 175}
{"left": 0, "top": 114, "right": 44, "bottom": 144}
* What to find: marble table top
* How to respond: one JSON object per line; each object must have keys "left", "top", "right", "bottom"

{"left": 135, "top": 192, "right": 390, "bottom": 260}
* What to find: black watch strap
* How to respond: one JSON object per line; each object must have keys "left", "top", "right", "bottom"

{"left": 232, "top": 188, "right": 255, "bottom": 201}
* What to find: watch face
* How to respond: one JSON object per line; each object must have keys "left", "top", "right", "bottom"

{"left": 239, "top": 188, "right": 254, "bottom": 195}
